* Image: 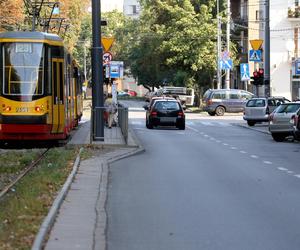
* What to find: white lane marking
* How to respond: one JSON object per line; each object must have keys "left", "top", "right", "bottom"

{"left": 251, "top": 155, "right": 258, "bottom": 159}
{"left": 204, "top": 135, "right": 209, "bottom": 137}
{"left": 131, "top": 121, "right": 143, "bottom": 125}
{"left": 187, "top": 125, "right": 199, "bottom": 133}
{"left": 186, "top": 121, "right": 196, "bottom": 126}
{"left": 294, "top": 175, "right": 300, "bottom": 178}
{"left": 216, "top": 122, "right": 231, "bottom": 127}
{"left": 240, "top": 151, "right": 247, "bottom": 154}
{"left": 200, "top": 132, "right": 204, "bottom": 135}
{"left": 287, "top": 171, "right": 294, "bottom": 174}
{"left": 223, "top": 143, "right": 229, "bottom": 146}
{"left": 263, "top": 161, "right": 272, "bottom": 165}
{"left": 231, "top": 147, "right": 237, "bottom": 150}
{"left": 216, "top": 140, "right": 221, "bottom": 143}
{"left": 200, "top": 121, "right": 213, "bottom": 126}
{"left": 277, "top": 167, "right": 288, "bottom": 171}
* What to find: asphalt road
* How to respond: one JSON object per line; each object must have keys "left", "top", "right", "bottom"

{"left": 107, "top": 104, "right": 300, "bottom": 250}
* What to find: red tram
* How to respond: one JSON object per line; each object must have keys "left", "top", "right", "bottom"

{"left": 0, "top": 31, "right": 83, "bottom": 140}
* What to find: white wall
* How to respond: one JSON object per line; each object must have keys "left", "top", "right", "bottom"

{"left": 269, "top": 0, "right": 295, "bottom": 100}
{"left": 123, "top": 0, "right": 141, "bottom": 18}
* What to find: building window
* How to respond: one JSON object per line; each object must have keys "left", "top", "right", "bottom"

{"left": 296, "top": 0, "right": 299, "bottom": 7}
{"left": 131, "top": 5, "right": 138, "bottom": 14}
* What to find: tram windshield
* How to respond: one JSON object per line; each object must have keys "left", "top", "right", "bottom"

{"left": 2, "top": 42, "right": 44, "bottom": 96}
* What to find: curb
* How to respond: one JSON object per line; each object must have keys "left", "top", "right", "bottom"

{"left": 93, "top": 127, "right": 145, "bottom": 250}
{"left": 234, "top": 123, "right": 271, "bottom": 135}
{"left": 31, "top": 128, "right": 144, "bottom": 250}
{"left": 31, "top": 148, "right": 83, "bottom": 250}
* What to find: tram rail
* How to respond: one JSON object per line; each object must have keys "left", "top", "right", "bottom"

{"left": 0, "top": 148, "right": 50, "bottom": 199}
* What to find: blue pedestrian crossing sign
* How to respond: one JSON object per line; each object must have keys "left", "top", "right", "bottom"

{"left": 240, "top": 63, "right": 250, "bottom": 81}
{"left": 249, "top": 50, "right": 262, "bottom": 62}
{"left": 219, "top": 59, "right": 233, "bottom": 70}
{"left": 295, "top": 60, "right": 300, "bottom": 76}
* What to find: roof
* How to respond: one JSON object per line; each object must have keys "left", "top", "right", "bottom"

{"left": 0, "top": 31, "right": 63, "bottom": 43}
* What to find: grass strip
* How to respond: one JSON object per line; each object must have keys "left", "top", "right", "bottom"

{"left": 0, "top": 147, "right": 85, "bottom": 250}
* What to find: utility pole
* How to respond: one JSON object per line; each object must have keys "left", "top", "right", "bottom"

{"left": 217, "top": 0, "right": 222, "bottom": 89}
{"left": 91, "top": 0, "right": 104, "bottom": 141}
{"left": 264, "top": 0, "right": 271, "bottom": 97}
{"left": 225, "top": 0, "right": 231, "bottom": 89}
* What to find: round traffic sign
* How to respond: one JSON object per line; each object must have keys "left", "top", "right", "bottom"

{"left": 103, "top": 52, "right": 113, "bottom": 64}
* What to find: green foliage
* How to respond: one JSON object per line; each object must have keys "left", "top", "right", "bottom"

{"left": 74, "top": 0, "right": 235, "bottom": 91}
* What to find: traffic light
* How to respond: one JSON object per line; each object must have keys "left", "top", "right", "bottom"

{"left": 251, "top": 68, "right": 264, "bottom": 85}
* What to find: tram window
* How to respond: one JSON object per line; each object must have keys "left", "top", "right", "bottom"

{"left": 2, "top": 43, "right": 44, "bottom": 96}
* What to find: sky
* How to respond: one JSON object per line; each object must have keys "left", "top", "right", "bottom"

{"left": 102, "top": 0, "right": 124, "bottom": 12}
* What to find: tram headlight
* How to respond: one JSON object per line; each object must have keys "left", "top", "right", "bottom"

{"left": 4, "top": 106, "right": 11, "bottom": 112}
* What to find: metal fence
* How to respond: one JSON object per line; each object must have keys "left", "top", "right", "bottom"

{"left": 91, "top": 105, "right": 128, "bottom": 144}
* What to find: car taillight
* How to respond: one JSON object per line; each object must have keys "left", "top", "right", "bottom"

{"left": 269, "top": 113, "right": 274, "bottom": 122}
{"left": 293, "top": 115, "right": 299, "bottom": 126}
{"left": 178, "top": 111, "right": 184, "bottom": 117}
{"left": 151, "top": 111, "right": 157, "bottom": 117}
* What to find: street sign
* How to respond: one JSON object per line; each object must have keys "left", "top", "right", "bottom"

{"left": 250, "top": 39, "right": 263, "bottom": 50}
{"left": 295, "top": 60, "right": 300, "bottom": 76}
{"left": 240, "top": 63, "right": 250, "bottom": 81}
{"left": 221, "top": 51, "right": 230, "bottom": 60}
{"left": 109, "top": 61, "right": 124, "bottom": 78}
{"left": 219, "top": 59, "right": 233, "bottom": 70}
{"left": 103, "top": 52, "right": 113, "bottom": 64}
{"left": 101, "top": 37, "right": 115, "bottom": 52}
{"left": 249, "top": 50, "right": 262, "bottom": 62}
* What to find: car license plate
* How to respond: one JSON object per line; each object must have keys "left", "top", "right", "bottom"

{"left": 160, "top": 117, "right": 176, "bottom": 122}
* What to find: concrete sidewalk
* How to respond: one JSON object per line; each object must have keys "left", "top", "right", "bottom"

{"left": 32, "top": 116, "right": 144, "bottom": 250}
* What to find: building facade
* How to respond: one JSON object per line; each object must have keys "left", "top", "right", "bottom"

{"left": 123, "top": 0, "right": 141, "bottom": 18}
{"left": 231, "top": 0, "right": 300, "bottom": 100}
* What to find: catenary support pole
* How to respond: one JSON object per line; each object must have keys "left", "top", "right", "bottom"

{"left": 217, "top": 0, "right": 221, "bottom": 89}
{"left": 91, "top": 0, "right": 104, "bottom": 140}
{"left": 264, "top": 0, "right": 271, "bottom": 97}
{"left": 225, "top": 0, "right": 231, "bottom": 89}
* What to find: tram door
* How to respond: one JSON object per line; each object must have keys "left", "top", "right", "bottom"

{"left": 52, "top": 59, "right": 65, "bottom": 133}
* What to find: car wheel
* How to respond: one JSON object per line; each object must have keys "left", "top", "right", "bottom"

{"left": 247, "top": 121, "right": 256, "bottom": 126}
{"left": 215, "top": 106, "right": 225, "bottom": 116}
{"left": 208, "top": 111, "right": 216, "bottom": 116}
{"left": 271, "top": 133, "right": 286, "bottom": 142}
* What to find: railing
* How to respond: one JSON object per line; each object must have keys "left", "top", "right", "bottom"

{"left": 91, "top": 105, "right": 129, "bottom": 144}
{"left": 117, "top": 104, "right": 129, "bottom": 143}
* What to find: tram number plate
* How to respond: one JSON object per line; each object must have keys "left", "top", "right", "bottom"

{"left": 16, "top": 107, "right": 29, "bottom": 112}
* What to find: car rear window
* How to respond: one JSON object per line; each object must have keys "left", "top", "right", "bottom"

{"left": 154, "top": 101, "right": 180, "bottom": 111}
{"left": 246, "top": 99, "right": 266, "bottom": 107}
{"left": 275, "top": 103, "right": 300, "bottom": 113}
{"left": 203, "top": 90, "right": 212, "bottom": 99}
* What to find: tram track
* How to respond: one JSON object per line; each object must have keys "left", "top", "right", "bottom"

{"left": 0, "top": 148, "right": 50, "bottom": 200}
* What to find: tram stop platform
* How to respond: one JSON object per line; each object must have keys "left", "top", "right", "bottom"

{"left": 67, "top": 119, "right": 130, "bottom": 146}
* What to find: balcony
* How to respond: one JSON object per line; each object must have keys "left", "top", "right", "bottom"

{"left": 287, "top": 6, "right": 300, "bottom": 21}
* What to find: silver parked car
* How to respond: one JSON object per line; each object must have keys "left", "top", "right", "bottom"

{"left": 243, "top": 97, "right": 290, "bottom": 126}
{"left": 269, "top": 102, "right": 300, "bottom": 142}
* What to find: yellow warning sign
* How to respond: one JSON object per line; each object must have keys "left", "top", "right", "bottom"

{"left": 250, "top": 40, "right": 263, "bottom": 50}
{"left": 101, "top": 37, "right": 115, "bottom": 52}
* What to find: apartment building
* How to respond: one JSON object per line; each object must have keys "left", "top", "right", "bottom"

{"left": 232, "top": 0, "right": 300, "bottom": 100}
{"left": 123, "top": 0, "right": 141, "bottom": 18}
